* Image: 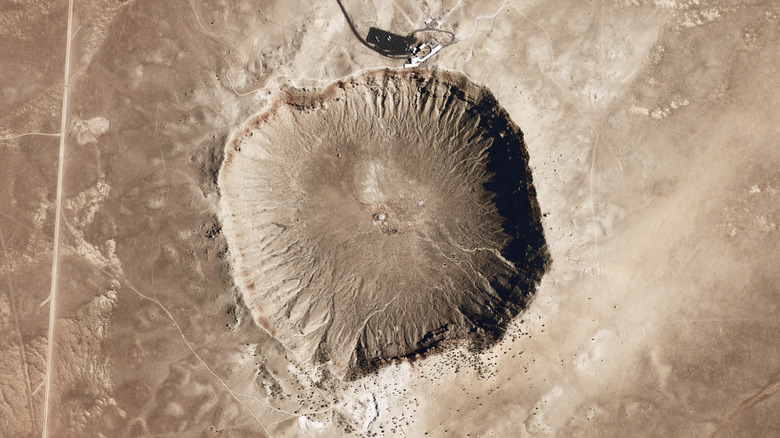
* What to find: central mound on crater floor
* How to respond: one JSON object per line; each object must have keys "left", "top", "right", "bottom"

{"left": 218, "top": 69, "right": 549, "bottom": 379}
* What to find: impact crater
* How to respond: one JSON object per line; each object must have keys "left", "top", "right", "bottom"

{"left": 218, "top": 69, "right": 549, "bottom": 379}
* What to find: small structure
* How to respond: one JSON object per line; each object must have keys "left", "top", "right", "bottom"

{"left": 404, "top": 38, "right": 443, "bottom": 68}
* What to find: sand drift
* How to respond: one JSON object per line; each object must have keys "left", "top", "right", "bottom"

{"left": 218, "top": 69, "right": 549, "bottom": 379}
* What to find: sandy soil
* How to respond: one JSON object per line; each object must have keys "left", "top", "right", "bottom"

{"left": 0, "top": 0, "right": 778, "bottom": 436}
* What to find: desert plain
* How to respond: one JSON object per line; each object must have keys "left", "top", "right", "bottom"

{"left": 0, "top": 0, "right": 778, "bottom": 436}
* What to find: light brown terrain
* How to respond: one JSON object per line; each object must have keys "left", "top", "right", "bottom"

{"left": 0, "top": 0, "right": 778, "bottom": 436}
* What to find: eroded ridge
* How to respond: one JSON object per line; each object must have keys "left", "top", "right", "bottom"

{"left": 218, "top": 69, "right": 549, "bottom": 379}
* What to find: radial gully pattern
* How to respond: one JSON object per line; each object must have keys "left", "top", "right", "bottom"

{"left": 218, "top": 69, "right": 549, "bottom": 379}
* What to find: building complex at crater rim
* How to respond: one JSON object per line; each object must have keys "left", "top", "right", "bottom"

{"left": 218, "top": 68, "right": 550, "bottom": 379}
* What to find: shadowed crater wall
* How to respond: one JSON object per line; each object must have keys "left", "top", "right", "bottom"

{"left": 218, "top": 69, "right": 549, "bottom": 379}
